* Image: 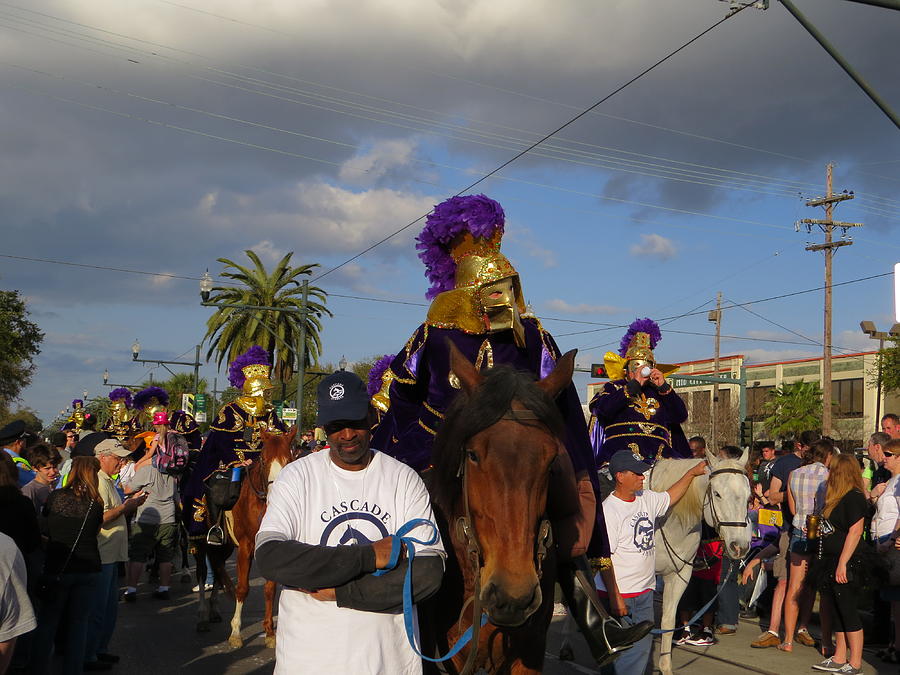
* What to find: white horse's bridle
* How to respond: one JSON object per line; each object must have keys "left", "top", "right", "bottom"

{"left": 703, "top": 467, "right": 750, "bottom": 529}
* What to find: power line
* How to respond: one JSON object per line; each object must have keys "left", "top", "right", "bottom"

{"left": 310, "top": 3, "right": 756, "bottom": 281}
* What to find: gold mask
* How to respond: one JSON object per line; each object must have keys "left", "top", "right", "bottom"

{"left": 236, "top": 364, "right": 273, "bottom": 416}
{"left": 479, "top": 277, "right": 525, "bottom": 348}
{"left": 70, "top": 407, "right": 85, "bottom": 429}
{"left": 109, "top": 400, "right": 128, "bottom": 425}
{"left": 142, "top": 398, "right": 166, "bottom": 424}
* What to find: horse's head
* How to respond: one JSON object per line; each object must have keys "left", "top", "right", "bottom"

{"left": 702, "top": 448, "right": 752, "bottom": 560}
{"left": 434, "top": 341, "right": 576, "bottom": 627}
{"left": 261, "top": 426, "right": 298, "bottom": 483}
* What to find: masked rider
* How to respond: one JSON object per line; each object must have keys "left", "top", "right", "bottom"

{"left": 183, "top": 346, "right": 286, "bottom": 545}
{"left": 61, "top": 399, "right": 87, "bottom": 435}
{"left": 100, "top": 388, "right": 134, "bottom": 442}
{"left": 369, "top": 194, "right": 650, "bottom": 665}
{"left": 589, "top": 318, "right": 690, "bottom": 471}
{"left": 131, "top": 386, "right": 202, "bottom": 451}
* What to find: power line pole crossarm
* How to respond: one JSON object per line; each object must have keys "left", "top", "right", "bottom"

{"left": 797, "top": 163, "right": 863, "bottom": 435}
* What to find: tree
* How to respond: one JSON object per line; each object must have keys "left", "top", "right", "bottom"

{"left": 0, "top": 290, "right": 44, "bottom": 414}
{"left": 871, "top": 338, "right": 900, "bottom": 393}
{"left": 761, "top": 381, "right": 823, "bottom": 440}
{"left": 203, "top": 251, "right": 331, "bottom": 388}
{"left": 0, "top": 407, "right": 44, "bottom": 435}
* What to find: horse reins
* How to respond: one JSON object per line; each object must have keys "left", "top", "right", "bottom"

{"left": 447, "top": 407, "right": 553, "bottom": 675}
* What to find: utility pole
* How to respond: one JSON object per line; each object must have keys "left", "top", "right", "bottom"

{"left": 709, "top": 292, "right": 723, "bottom": 450}
{"left": 798, "top": 163, "right": 862, "bottom": 435}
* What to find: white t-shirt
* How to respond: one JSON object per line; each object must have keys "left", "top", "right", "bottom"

{"left": 874, "top": 474, "right": 900, "bottom": 541}
{"left": 258, "top": 450, "right": 445, "bottom": 675}
{"left": 596, "top": 489, "right": 671, "bottom": 595}
{"left": 0, "top": 532, "right": 36, "bottom": 643}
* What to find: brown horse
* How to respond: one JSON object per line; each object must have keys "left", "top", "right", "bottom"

{"left": 422, "top": 343, "right": 576, "bottom": 674}
{"left": 192, "top": 426, "right": 298, "bottom": 648}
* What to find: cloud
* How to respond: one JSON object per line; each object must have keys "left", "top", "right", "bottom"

{"left": 545, "top": 299, "right": 623, "bottom": 315}
{"left": 629, "top": 234, "right": 677, "bottom": 261}
{"left": 338, "top": 138, "right": 421, "bottom": 187}
{"left": 836, "top": 329, "right": 879, "bottom": 353}
{"left": 249, "top": 239, "right": 287, "bottom": 264}
{"left": 741, "top": 348, "right": 819, "bottom": 364}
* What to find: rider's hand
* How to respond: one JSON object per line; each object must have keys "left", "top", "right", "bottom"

{"left": 649, "top": 368, "right": 665, "bottom": 388}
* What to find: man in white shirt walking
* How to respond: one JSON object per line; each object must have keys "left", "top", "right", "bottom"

{"left": 598, "top": 450, "right": 707, "bottom": 675}
{"left": 256, "top": 370, "right": 445, "bottom": 674}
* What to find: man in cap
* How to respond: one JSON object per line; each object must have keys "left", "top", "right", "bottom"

{"left": 256, "top": 370, "right": 445, "bottom": 675}
{"left": 598, "top": 450, "right": 706, "bottom": 675}
{"left": 87, "top": 440, "right": 146, "bottom": 666}
{"left": 0, "top": 420, "right": 35, "bottom": 487}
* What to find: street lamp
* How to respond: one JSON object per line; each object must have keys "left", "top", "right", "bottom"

{"left": 200, "top": 270, "right": 214, "bottom": 302}
{"left": 339, "top": 355, "right": 347, "bottom": 371}
{"left": 82, "top": 389, "right": 88, "bottom": 401}
{"left": 132, "top": 340, "right": 141, "bottom": 361}
{"left": 103, "top": 369, "right": 109, "bottom": 385}
{"left": 859, "top": 321, "right": 900, "bottom": 431}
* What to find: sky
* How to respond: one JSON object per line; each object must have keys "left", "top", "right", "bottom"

{"left": 1, "top": 0, "right": 898, "bottom": 425}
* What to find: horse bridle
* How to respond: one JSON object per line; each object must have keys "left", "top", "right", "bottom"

{"left": 449, "top": 408, "right": 554, "bottom": 675}
{"left": 703, "top": 467, "right": 750, "bottom": 529}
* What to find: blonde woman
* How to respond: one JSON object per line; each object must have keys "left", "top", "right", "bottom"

{"left": 810, "top": 453, "right": 867, "bottom": 674}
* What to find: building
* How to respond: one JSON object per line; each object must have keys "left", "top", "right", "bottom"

{"left": 587, "top": 350, "right": 890, "bottom": 450}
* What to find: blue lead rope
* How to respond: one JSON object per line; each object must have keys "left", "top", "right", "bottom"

{"left": 373, "top": 518, "right": 488, "bottom": 662}
{"left": 650, "top": 565, "right": 735, "bottom": 634}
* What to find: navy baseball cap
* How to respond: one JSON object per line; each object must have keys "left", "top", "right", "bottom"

{"left": 316, "top": 371, "right": 370, "bottom": 427}
{"left": 609, "top": 449, "right": 650, "bottom": 476}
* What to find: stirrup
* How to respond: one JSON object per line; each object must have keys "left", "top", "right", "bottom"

{"left": 206, "top": 524, "right": 225, "bottom": 546}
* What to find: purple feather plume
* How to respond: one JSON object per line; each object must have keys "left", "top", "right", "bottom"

{"left": 71, "top": 399, "right": 83, "bottom": 408}
{"left": 133, "top": 386, "right": 169, "bottom": 410}
{"left": 228, "top": 346, "right": 271, "bottom": 389}
{"left": 108, "top": 388, "right": 133, "bottom": 409}
{"left": 367, "top": 354, "right": 395, "bottom": 397}
{"left": 416, "top": 194, "right": 505, "bottom": 300}
{"left": 618, "top": 318, "right": 662, "bottom": 357}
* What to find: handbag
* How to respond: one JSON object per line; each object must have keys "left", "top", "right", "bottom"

{"left": 37, "top": 500, "right": 94, "bottom": 601}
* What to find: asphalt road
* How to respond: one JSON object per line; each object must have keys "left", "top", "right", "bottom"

{"left": 83, "top": 566, "right": 888, "bottom": 674}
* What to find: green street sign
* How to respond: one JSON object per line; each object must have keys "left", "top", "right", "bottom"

{"left": 195, "top": 393, "right": 207, "bottom": 411}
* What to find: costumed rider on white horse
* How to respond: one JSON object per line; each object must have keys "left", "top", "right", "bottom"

{"left": 183, "top": 346, "right": 286, "bottom": 547}
{"left": 368, "top": 194, "right": 652, "bottom": 666}
{"left": 589, "top": 318, "right": 691, "bottom": 493}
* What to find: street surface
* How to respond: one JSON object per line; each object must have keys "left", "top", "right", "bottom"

{"left": 88, "top": 565, "right": 889, "bottom": 674}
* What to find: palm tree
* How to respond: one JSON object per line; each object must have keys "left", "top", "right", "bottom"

{"left": 203, "top": 251, "right": 331, "bottom": 387}
{"left": 761, "top": 381, "right": 823, "bottom": 440}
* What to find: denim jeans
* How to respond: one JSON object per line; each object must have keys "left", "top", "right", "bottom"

{"left": 600, "top": 590, "right": 654, "bottom": 675}
{"left": 86, "top": 562, "right": 119, "bottom": 660}
{"left": 32, "top": 571, "right": 101, "bottom": 675}
{"left": 717, "top": 559, "right": 740, "bottom": 628}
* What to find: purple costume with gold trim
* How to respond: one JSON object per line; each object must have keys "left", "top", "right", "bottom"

{"left": 370, "top": 194, "right": 610, "bottom": 558}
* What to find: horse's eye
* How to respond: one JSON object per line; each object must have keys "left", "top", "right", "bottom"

{"left": 466, "top": 450, "right": 479, "bottom": 463}
{"left": 714, "top": 491, "right": 721, "bottom": 498}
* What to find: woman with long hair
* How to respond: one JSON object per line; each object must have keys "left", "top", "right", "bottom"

{"left": 32, "top": 455, "right": 104, "bottom": 675}
{"left": 810, "top": 453, "right": 867, "bottom": 674}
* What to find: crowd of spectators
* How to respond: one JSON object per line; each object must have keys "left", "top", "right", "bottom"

{"left": 0, "top": 419, "right": 176, "bottom": 675}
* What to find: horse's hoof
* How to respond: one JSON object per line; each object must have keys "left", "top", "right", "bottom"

{"left": 210, "top": 613, "right": 223, "bottom": 624}
{"left": 197, "top": 622, "right": 210, "bottom": 633}
{"left": 559, "top": 644, "right": 575, "bottom": 661}
{"left": 228, "top": 636, "right": 243, "bottom": 649}
{"left": 265, "top": 635, "right": 276, "bottom": 649}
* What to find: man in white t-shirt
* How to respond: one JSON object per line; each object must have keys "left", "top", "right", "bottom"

{"left": 256, "top": 370, "right": 446, "bottom": 675}
{"left": 873, "top": 439, "right": 900, "bottom": 544}
{"left": 0, "top": 531, "right": 36, "bottom": 674}
{"left": 597, "top": 450, "right": 706, "bottom": 675}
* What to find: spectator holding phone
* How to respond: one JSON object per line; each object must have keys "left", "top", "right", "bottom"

{"left": 86, "top": 440, "right": 147, "bottom": 668}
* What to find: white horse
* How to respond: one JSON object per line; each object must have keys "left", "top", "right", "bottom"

{"left": 650, "top": 449, "right": 752, "bottom": 675}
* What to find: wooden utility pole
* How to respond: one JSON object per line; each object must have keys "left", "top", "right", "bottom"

{"left": 709, "top": 292, "right": 723, "bottom": 450}
{"left": 799, "top": 163, "right": 862, "bottom": 435}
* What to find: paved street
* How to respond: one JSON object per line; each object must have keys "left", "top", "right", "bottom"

{"left": 91, "top": 566, "right": 891, "bottom": 674}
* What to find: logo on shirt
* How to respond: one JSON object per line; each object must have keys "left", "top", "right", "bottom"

{"left": 632, "top": 516, "right": 654, "bottom": 552}
{"left": 329, "top": 384, "right": 345, "bottom": 401}
{"left": 319, "top": 501, "right": 392, "bottom": 546}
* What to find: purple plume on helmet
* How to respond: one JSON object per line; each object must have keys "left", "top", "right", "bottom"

{"left": 228, "top": 346, "right": 271, "bottom": 389}
{"left": 133, "top": 386, "right": 169, "bottom": 410}
{"left": 618, "top": 318, "right": 662, "bottom": 357}
{"left": 415, "top": 194, "right": 505, "bottom": 300}
{"left": 367, "top": 354, "right": 395, "bottom": 397}
{"left": 71, "top": 399, "right": 83, "bottom": 408}
{"left": 108, "top": 388, "right": 133, "bottom": 409}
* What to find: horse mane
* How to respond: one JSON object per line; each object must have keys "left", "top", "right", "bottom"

{"left": 430, "top": 365, "right": 565, "bottom": 513}
{"left": 648, "top": 458, "right": 707, "bottom": 528}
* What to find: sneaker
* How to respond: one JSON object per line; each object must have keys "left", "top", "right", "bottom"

{"left": 122, "top": 591, "right": 136, "bottom": 603}
{"left": 151, "top": 590, "right": 170, "bottom": 600}
{"left": 811, "top": 659, "right": 844, "bottom": 672}
{"left": 834, "top": 665, "right": 861, "bottom": 674}
{"left": 796, "top": 628, "right": 816, "bottom": 647}
{"left": 674, "top": 628, "right": 692, "bottom": 645}
{"left": 686, "top": 629, "right": 716, "bottom": 646}
{"left": 715, "top": 626, "right": 736, "bottom": 636}
{"left": 191, "top": 583, "right": 214, "bottom": 592}
{"left": 751, "top": 630, "right": 780, "bottom": 648}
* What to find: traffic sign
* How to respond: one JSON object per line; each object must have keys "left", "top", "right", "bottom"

{"left": 181, "top": 393, "right": 194, "bottom": 416}
{"left": 195, "top": 412, "right": 207, "bottom": 423}
{"left": 282, "top": 407, "right": 298, "bottom": 422}
{"left": 195, "top": 393, "right": 207, "bottom": 412}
